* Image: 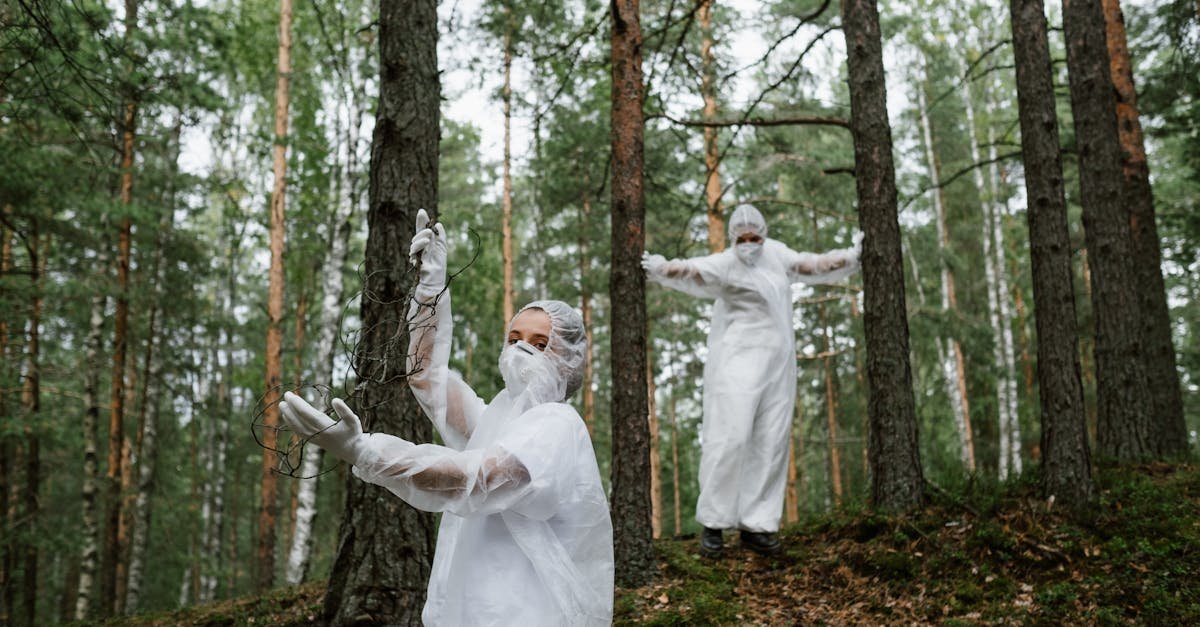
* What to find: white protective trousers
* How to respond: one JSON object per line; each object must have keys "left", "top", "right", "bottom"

{"left": 648, "top": 236, "right": 859, "bottom": 533}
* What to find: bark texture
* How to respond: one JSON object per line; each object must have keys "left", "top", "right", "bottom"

{"left": 609, "top": 0, "right": 655, "bottom": 587}
{"left": 1063, "top": 0, "right": 1154, "bottom": 462}
{"left": 840, "top": 0, "right": 924, "bottom": 511}
{"left": 700, "top": 0, "right": 725, "bottom": 252}
{"left": 1101, "top": 0, "right": 1187, "bottom": 456}
{"left": 322, "top": 0, "right": 439, "bottom": 622}
{"left": 103, "top": 2, "right": 139, "bottom": 611}
{"left": 257, "top": 0, "right": 293, "bottom": 592}
{"left": 1010, "top": 0, "right": 1095, "bottom": 508}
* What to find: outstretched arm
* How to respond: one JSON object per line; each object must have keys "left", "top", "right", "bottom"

{"left": 406, "top": 209, "right": 485, "bottom": 450}
{"left": 782, "top": 232, "right": 863, "bottom": 285}
{"left": 279, "top": 393, "right": 545, "bottom": 518}
{"left": 642, "top": 251, "right": 726, "bottom": 300}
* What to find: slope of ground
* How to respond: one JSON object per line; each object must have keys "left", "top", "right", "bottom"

{"left": 97, "top": 463, "right": 1198, "bottom": 626}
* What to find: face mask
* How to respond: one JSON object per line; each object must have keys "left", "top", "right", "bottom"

{"left": 499, "top": 340, "right": 557, "bottom": 397}
{"left": 735, "top": 241, "right": 764, "bottom": 266}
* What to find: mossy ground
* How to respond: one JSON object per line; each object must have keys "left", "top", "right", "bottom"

{"left": 615, "top": 462, "right": 1200, "bottom": 625}
{"left": 100, "top": 463, "right": 1198, "bottom": 626}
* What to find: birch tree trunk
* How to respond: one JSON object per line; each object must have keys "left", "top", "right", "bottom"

{"left": 916, "top": 76, "right": 975, "bottom": 473}
{"left": 257, "top": 0, "right": 293, "bottom": 591}
{"left": 75, "top": 214, "right": 109, "bottom": 620}
{"left": 961, "top": 71, "right": 1021, "bottom": 478}
{"left": 842, "top": 0, "right": 924, "bottom": 511}
{"left": 123, "top": 191, "right": 173, "bottom": 611}
{"left": 986, "top": 118, "right": 1022, "bottom": 476}
{"left": 284, "top": 65, "right": 364, "bottom": 584}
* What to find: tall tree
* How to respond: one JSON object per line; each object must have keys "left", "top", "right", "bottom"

{"left": 257, "top": 0, "right": 294, "bottom": 592}
{"left": 322, "top": 0, "right": 439, "bottom": 621}
{"left": 609, "top": 0, "right": 654, "bottom": 587}
{"left": 986, "top": 115, "right": 1023, "bottom": 478}
{"left": 102, "top": 0, "right": 139, "bottom": 614}
{"left": 1063, "top": 0, "right": 1154, "bottom": 462}
{"left": 841, "top": 0, "right": 924, "bottom": 510}
{"left": 75, "top": 211, "right": 108, "bottom": 620}
{"left": 699, "top": 0, "right": 725, "bottom": 252}
{"left": 1101, "top": 0, "right": 1187, "bottom": 455}
{"left": 1010, "top": 0, "right": 1095, "bottom": 508}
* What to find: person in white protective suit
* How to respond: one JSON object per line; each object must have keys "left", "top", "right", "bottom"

{"left": 278, "top": 209, "right": 613, "bottom": 626}
{"left": 642, "top": 204, "right": 861, "bottom": 557}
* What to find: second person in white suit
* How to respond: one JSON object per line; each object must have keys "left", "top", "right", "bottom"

{"left": 643, "top": 204, "right": 861, "bottom": 557}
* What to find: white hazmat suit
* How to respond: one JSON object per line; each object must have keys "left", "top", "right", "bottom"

{"left": 280, "top": 210, "right": 613, "bottom": 626}
{"left": 643, "top": 205, "right": 861, "bottom": 534}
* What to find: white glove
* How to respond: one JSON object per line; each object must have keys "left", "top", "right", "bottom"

{"left": 279, "top": 391, "right": 369, "bottom": 466}
{"left": 852, "top": 230, "right": 864, "bottom": 258}
{"left": 641, "top": 252, "right": 666, "bottom": 276}
{"left": 409, "top": 208, "right": 448, "bottom": 298}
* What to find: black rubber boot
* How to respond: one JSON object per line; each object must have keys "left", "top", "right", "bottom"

{"left": 700, "top": 527, "right": 724, "bottom": 558}
{"left": 739, "top": 530, "right": 782, "bottom": 556}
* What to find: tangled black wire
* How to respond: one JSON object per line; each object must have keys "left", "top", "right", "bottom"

{"left": 250, "top": 226, "right": 483, "bottom": 480}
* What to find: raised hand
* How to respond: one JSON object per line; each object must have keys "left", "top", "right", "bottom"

{"left": 409, "top": 208, "right": 448, "bottom": 296}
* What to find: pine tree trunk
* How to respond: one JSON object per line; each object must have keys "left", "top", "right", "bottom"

{"left": 916, "top": 77, "right": 976, "bottom": 473}
{"left": 610, "top": 0, "right": 654, "bottom": 587}
{"left": 1101, "top": 0, "right": 1187, "bottom": 456}
{"left": 103, "top": 1, "right": 139, "bottom": 609}
{"left": 322, "top": 0, "right": 439, "bottom": 621}
{"left": 820, "top": 304, "right": 843, "bottom": 506}
{"left": 1010, "top": 0, "right": 1095, "bottom": 508}
{"left": 1063, "top": 0, "right": 1154, "bottom": 462}
{"left": 669, "top": 393, "right": 682, "bottom": 536}
{"left": 501, "top": 4, "right": 515, "bottom": 325}
{"left": 256, "top": 0, "right": 293, "bottom": 592}
{"left": 647, "top": 352, "right": 662, "bottom": 539}
{"left": 962, "top": 74, "right": 1020, "bottom": 479}
{"left": 700, "top": 0, "right": 725, "bottom": 252}
{"left": 842, "top": 0, "right": 924, "bottom": 510}
{"left": 579, "top": 177, "right": 595, "bottom": 436}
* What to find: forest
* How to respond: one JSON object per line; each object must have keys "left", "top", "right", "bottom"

{"left": 0, "top": 0, "right": 1197, "bottom": 624}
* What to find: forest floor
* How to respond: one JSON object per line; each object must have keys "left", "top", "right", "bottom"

{"left": 107, "top": 463, "right": 1199, "bottom": 626}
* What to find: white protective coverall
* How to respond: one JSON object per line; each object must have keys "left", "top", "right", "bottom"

{"left": 280, "top": 211, "right": 612, "bottom": 627}
{"left": 643, "top": 204, "right": 861, "bottom": 533}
